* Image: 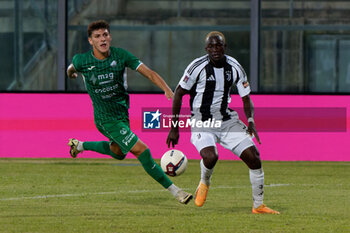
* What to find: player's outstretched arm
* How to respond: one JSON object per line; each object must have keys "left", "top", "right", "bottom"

{"left": 242, "top": 95, "right": 261, "bottom": 144}
{"left": 166, "top": 86, "right": 189, "bottom": 148}
{"left": 67, "top": 64, "right": 78, "bottom": 79}
{"left": 137, "top": 64, "right": 173, "bottom": 100}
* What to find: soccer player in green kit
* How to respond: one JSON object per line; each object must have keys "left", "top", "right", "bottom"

{"left": 66, "top": 20, "right": 192, "bottom": 204}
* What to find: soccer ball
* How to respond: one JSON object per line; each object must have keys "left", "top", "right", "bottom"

{"left": 160, "top": 149, "right": 188, "bottom": 177}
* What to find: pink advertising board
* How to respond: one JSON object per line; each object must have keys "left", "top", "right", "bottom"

{"left": 0, "top": 93, "right": 349, "bottom": 161}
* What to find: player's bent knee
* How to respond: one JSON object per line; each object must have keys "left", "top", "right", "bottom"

{"left": 200, "top": 146, "right": 218, "bottom": 169}
{"left": 130, "top": 140, "right": 149, "bottom": 157}
{"left": 110, "top": 143, "right": 126, "bottom": 158}
{"left": 250, "top": 158, "right": 262, "bottom": 170}
{"left": 241, "top": 147, "right": 262, "bottom": 169}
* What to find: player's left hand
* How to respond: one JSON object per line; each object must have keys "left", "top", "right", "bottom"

{"left": 166, "top": 128, "right": 179, "bottom": 148}
{"left": 247, "top": 122, "right": 261, "bottom": 144}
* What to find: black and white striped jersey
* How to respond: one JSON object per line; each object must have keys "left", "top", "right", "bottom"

{"left": 178, "top": 54, "right": 251, "bottom": 121}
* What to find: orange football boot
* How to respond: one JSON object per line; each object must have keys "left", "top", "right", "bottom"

{"left": 194, "top": 181, "right": 209, "bottom": 207}
{"left": 252, "top": 204, "right": 280, "bottom": 214}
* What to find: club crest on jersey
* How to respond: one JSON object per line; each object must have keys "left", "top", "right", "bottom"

{"left": 120, "top": 128, "right": 127, "bottom": 135}
{"left": 243, "top": 81, "right": 250, "bottom": 88}
{"left": 110, "top": 60, "right": 117, "bottom": 67}
{"left": 207, "top": 75, "right": 215, "bottom": 81}
{"left": 183, "top": 75, "right": 189, "bottom": 83}
{"left": 225, "top": 70, "right": 232, "bottom": 81}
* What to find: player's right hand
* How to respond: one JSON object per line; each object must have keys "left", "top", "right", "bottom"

{"left": 165, "top": 90, "right": 174, "bottom": 100}
{"left": 248, "top": 122, "right": 261, "bottom": 144}
{"left": 166, "top": 128, "right": 179, "bottom": 148}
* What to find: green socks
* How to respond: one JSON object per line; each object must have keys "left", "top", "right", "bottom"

{"left": 137, "top": 148, "right": 173, "bottom": 189}
{"left": 82, "top": 141, "right": 126, "bottom": 160}
{"left": 82, "top": 143, "right": 172, "bottom": 189}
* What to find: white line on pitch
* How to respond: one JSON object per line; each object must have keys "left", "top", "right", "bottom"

{"left": 212, "top": 183, "right": 290, "bottom": 189}
{"left": 0, "top": 190, "right": 161, "bottom": 201}
{"left": 265, "top": 184, "right": 290, "bottom": 187}
{"left": 0, "top": 184, "right": 290, "bottom": 201}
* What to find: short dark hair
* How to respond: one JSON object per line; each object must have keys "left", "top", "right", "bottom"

{"left": 87, "top": 20, "right": 110, "bottom": 37}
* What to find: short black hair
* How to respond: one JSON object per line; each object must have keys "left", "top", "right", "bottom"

{"left": 87, "top": 20, "right": 110, "bottom": 37}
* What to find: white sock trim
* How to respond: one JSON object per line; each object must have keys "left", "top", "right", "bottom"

{"left": 249, "top": 168, "right": 264, "bottom": 209}
{"left": 167, "top": 184, "right": 180, "bottom": 197}
{"left": 77, "top": 141, "right": 84, "bottom": 151}
{"left": 200, "top": 159, "right": 214, "bottom": 186}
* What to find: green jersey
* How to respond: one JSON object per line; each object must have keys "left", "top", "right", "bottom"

{"left": 72, "top": 47, "right": 141, "bottom": 123}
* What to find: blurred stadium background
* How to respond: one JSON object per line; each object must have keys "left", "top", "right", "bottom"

{"left": 2, "top": 0, "right": 350, "bottom": 93}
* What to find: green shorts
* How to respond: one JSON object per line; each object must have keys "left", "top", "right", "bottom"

{"left": 95, "top": 120, "right": 139, "bottom": 155}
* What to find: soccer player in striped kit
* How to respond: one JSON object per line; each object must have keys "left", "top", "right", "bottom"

{"left": 166, "top": 31, "right": 279, "bottom": 214}
{"left": 66, "top": 20, "right": 192, "bottom": 204}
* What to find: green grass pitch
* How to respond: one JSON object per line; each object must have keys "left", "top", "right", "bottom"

{"left": 0, "top": 158, "right": 349, "bottom": 233}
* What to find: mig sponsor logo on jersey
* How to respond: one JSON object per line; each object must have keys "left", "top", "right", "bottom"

{"left": 97, "top": 73, "right": 114, "bottom": 85}
{"left": 143, "top": 109, "right": 162, "bottom": 129}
